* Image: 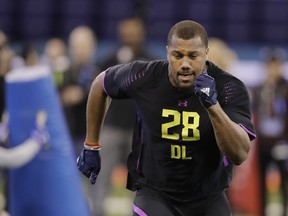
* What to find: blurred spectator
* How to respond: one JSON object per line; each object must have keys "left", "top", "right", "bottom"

{"left": 0, "top": 31, "right": 24, "bottom": 117}
{"left": 0, "top": 31, "right": 8, "bottom": 118}
{"left": 100, "top": 16, "right": 155, "bottom": 67}
{"left": 60, "top": 26, "right": 99, "bottom": 156}
{"left": 41, "top": 38, "right": 70, "bottom": 88}
{"left": 252, "top": 47, "right": 288, "bottom": 216}
{"left": 208, "top": 37, "right": 238, "bottom": 72}
{"left": 19, "top": 42, "right": 39, "bottom": 66}
{"left": 91, "top": 16, "right": 156, "bottom": 216}
{"left": 2, "top": 40, "right": 48, "bottom": 214}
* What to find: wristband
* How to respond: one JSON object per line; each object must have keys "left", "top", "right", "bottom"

{"left": 84, "top": 140, "right": 101, "bottom": 151}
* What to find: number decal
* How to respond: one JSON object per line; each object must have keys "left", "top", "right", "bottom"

{"left": 182, "top": 111, "right": 200, "bottom": 141}
{"left": 162, "top": 109, "right": 180, "bottom": 140}
{"left": 162, "top": 109, "right": 200, "bottom": 141}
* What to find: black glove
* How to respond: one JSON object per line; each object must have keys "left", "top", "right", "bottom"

{"left": 77, "top": 149, "right": 101, "bottom": 185}
{"left": 193, "top": 72, "right": 217, "bottom": 109}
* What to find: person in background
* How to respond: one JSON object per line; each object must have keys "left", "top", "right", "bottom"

{"left": 252, "top": 47, "right": 288, "bottom": 216}
{"left": 91, "top": 16, "right": 156, "bottom": 216}
{"left": 207, "top": 37, "right": 238, "bottom": 72}
{"left": 19, "top": 42, "right": 39, "bottom": 66}
{"left": 77, "top": 20, "right": 256, "bottom": 216}
{"left": 100, "top": 16, "right": 155, "bottom": 68}
{"left": 0, "top": 31, "right": 9, "bottom": 118}
{"left": 0, "top": 31, "right": 24, "bottom": 117}
{"left": 41, "top": 38, "right": 70, "bottom": 89}
{"left": 0, "top": 34, "right": 42, "bottom": 216}
{"left": 60, "top": 26, "right": 100, "bottom": 157}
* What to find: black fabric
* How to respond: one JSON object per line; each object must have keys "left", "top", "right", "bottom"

{"left": 133, "top": 186, "right": 231, "bottom": 216}
{"left": 99, "top": 49, "right": 155, "bottom": 130}
{"left": 104, "top": 60, "right": 256, "bottom": 202}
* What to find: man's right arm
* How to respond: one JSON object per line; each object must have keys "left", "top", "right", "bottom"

{"left": 85, "top": 71, "right": 111, "bottom": 143}
{"left": 77, "top": 71, "right": 111, "bottom": 184}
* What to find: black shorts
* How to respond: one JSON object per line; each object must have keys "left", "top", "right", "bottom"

{"left": 132, "top": 186, "right": 231, "bottom": 216}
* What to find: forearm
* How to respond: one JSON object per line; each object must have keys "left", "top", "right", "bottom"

{"left": 85, "top": 72, "right": 110, "bottom": 143}
{"left": 207, "top": 103, "right": 250, "bottom": 165}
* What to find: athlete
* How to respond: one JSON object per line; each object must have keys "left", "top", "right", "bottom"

{"left": 77, "top": 20, "right": 256, "bottom": 216}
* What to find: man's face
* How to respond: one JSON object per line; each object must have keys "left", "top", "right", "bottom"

{"left": 166, "top": 35, "right": 208, "bottom": 89}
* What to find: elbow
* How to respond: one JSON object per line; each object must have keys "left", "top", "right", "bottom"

{"left": 233, "top": 152, "right": 248, "bottom": 165}
{"left": 230, "top": 132, "right": 251, "bottom": 165}
{"left": 232, "top": 145, "right": 251, "bottom": 166}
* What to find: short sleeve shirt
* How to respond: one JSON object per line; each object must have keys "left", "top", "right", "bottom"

{"left": 103, "top": 60, "right": 256, "bottom": 201}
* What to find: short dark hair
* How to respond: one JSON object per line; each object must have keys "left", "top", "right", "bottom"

{"left": 167, "top": 20, "right": 208, "bottom": 48}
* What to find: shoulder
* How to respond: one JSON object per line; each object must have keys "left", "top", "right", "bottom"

{"left": 207, "top": 61, "right": 246, "bottom": 89}
{"left": 133, "top": 59, "right": 168, "bottom": 70}
{"left": 121, "top": 59, "right": 168, "bottom": 81}
{"left": 207, "top": 61, "right": 250, "bottom": 106}
{"left": 107, "top": 59, "right": 166, "bottom": 71}
{"left": 130, "top": 59, "right": 168, "bottom": 87}
{"left": 104, "top": 59, "right": 167, "bottom": 92}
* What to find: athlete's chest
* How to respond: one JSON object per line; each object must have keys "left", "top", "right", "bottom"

{"left": 136, "top": 81, "right": 213, "bottom": 143}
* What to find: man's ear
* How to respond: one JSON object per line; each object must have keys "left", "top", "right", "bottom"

{"left": 206, "top": 47, "right": 209, "bottom": 61}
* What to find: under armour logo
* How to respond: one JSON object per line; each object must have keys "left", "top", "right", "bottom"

{"left": 200, "top": 87, "right": 210, "bottom": 96}
{"left": 178, "top": 100, "right": 188, "bottom": 107}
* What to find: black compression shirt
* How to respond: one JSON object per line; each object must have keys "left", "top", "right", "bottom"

{"left": 103, "top": 60, "right": 256, "bottom": 201}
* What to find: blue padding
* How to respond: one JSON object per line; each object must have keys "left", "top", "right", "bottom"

{"left": 6, "top": 71, "right": 90, "bottom": 216}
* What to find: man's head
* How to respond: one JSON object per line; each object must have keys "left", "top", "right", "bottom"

{"left": 166, "top": 20, "right": 209, "bottom": 89}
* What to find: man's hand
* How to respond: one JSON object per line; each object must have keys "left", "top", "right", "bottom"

{"left": 193, "top": 72, "right": 217, "bottom": 109}
{"left": 77, "top": 149, "right": 101, "bottom": 185}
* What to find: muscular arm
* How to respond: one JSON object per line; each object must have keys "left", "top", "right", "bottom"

{"left": 85, "top": 72, "right": 111, "bottom": 143}
{"left": 207, "top": 103, "right": 251, "bottom": 165}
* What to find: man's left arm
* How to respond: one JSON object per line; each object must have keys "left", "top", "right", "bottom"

{"left": 194, "top": 72, "right": 252, "bottom": 165}
{"left": 207, "top": 104, "right": 250, "bottom": 165}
